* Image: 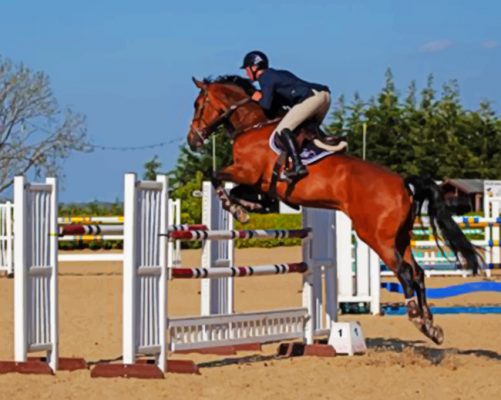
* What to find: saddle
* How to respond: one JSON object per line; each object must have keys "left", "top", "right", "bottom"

{"left": 264, "top": 102, "right": 348, "bottom": 153}
{"left": 296, "top": 121, "right": 348, "bottom": 152}
{"left": 268, "top": 121, "right": 348, "bottom": 204}
{"left": 272, "top": 120, "right": 348, "bottom": 156}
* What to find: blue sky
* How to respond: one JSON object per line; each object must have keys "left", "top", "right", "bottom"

{"left": 1, "top": 0, "right": 499, "bottom": 201}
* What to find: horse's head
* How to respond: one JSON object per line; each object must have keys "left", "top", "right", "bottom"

{"left": 187, "top": 76, "right": 263, "bottom": 151}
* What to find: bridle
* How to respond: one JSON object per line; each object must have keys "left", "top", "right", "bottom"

{"left": 190, "top": 90, "right": 251, "bottom": 144}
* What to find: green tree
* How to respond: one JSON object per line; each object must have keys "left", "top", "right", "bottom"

{"left": 143, "top": 155, "right": 162, "bottom": 180}
{"left": 168, "top": 128, "right": 233, "bottom": 226}
{"left": 170, "top": 170, "right": 205, "bottom": 225}
{"left": 327, "top": 69, "right": 501, "bottom": 180}
{"left": 462, "top": 101, "right": 501, "bottom": 178}
{"left": 169, "top": 127, "right": 232, "bottom": 190}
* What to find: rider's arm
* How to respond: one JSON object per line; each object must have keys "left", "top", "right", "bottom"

{"left": 258, "top": 72, "right": 275, "bottom": 110}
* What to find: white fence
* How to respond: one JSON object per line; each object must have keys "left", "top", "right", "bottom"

{"left": 0, "top": 202, "right": 13, "bottom": 275}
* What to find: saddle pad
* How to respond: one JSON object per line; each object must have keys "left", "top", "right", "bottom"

{"left": 269, "top": 131, "right": 333, "bottom": 165}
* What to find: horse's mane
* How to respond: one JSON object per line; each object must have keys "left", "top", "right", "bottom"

{"left": 203, "top": 75, "right": 256, "bottom": 96}
{"left": 204, "top": 75, "right": 284, "bottom": 119}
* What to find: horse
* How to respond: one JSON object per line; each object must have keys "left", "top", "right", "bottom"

{"left": 187, "top": 75, "right": 482, "bottom": 345}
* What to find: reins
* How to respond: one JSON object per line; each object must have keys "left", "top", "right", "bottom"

{"left": 192, "top": 91, "right": 281, "bottom": 141}
{"left": 192, "top": 97, "right": 252, "bottom": 139}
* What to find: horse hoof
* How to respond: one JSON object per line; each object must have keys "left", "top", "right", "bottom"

{"left": 411, "top": 317, "right": 444, "bottom": 345}
{"left": 235, "top": 209, "right": 250, "bottom": 224}
{"left": 430, "top": 325, "right": 444, "bottom": 345}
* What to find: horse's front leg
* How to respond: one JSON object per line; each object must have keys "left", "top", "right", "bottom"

{"left": 212, "top": 164, "right": 262, "bottom": 223}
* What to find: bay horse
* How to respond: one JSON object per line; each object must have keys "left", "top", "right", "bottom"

{"left": 187, "top": 75, "right": 481, "bottom": 345}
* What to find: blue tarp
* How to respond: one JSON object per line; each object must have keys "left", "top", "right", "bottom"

{"left": 381, "top": 281, "right": 501, "bottom": 299}
{"left": 383, "top": 306, "right": 501, "bottom": 315}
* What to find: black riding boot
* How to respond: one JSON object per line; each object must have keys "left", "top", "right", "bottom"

{"left": 278, "top": 129, "right": 308, "bottom": 178}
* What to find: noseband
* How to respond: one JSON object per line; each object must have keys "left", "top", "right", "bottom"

{"left": 190, "top": 92, "right": 251, "bottom": 143}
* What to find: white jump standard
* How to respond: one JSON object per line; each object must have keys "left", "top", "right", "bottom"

{"left": 0, "top": 177, "right": 86, "bottom": 375}
{"left": 92, "top": 174, "right": 339, "bottom": 379}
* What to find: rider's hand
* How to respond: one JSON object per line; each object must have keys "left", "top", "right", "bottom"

{"left": 251, "top": 91, "right": 263, "bottom": 102}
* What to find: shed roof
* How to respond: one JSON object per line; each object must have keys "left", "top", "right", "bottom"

{"left": 441, "top": 179, "right": 483, "bottom": 194}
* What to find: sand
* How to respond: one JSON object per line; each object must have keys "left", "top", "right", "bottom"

{"left": 0, "top": 247, "right": 500, "bottom": 400}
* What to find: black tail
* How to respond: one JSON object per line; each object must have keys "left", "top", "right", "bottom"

{"left": 405, "top": 176, "right": 482, "bottom": 275}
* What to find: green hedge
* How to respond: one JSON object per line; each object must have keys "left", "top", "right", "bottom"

{"left": 234, "top": 213, "right": 302, "bottom": 248}
{"left": 58, "top": 239, "right": 123, "bottom": 251}
{"left": 57, "top": 201, "right": 303, "bottom": 250}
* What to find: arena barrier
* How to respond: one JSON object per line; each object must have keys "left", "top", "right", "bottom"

{"left": 381, "top": 280, "right": 501, "bottom": 315}
{"left": 0, "top": 177, "right": 86, "bottom": 374}
{"left": 91, "top": 174, "right": 338, "bottom": 378}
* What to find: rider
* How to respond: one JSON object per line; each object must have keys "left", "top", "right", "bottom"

{"left": 241, "top": 50, "right": 331, "bottom": 178}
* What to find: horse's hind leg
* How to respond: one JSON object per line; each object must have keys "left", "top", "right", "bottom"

{"left": 364, "top": 234, "right": 444, "bottom": 344}
{"left": 392, "top": 200, "right": 444, "bottom": 344}
{"left": 402, "top": 247, "right": 444, "bottom": 344}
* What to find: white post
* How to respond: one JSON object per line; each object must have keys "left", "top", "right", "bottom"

{"left": 369, "top": 248, "right": 381, "bottom": 314}
{"left": 157, "top": 174, "right": 169, "bottom": 372}
{"left": 325, "top": 211, "right": 338, "bottom": 327}
{"left": 167, "top": 199, "right": 182, "bottom": 267}
{"left": 301, "top": 210, "right": 315, "bottom": 345}
{"left": 302, "top": 258, "right": 314, "bottom": 344}
{"left": 175, "top": 199, "right": 181, "bottom": 264}
{"left": 302, "top": 207, "right": 338, "bottom": 343}
{"left": 14, "top": 176, "right": 58, "bottom": 371}
{"left": 6, "top": 202, "right": 13, "bottom": 276}
{"left": 122, "top": 173, "right": 137, "bottom": 366}
{"left": 47, "top": 177, "right": 59, "bottom": 370}
{"left": 14, "top": 177, "right": 27, "bottom": 364}
{"left": 122, "top": 173, "right": 168, "bottom": 372}
{"left": 491, "top": 200, "right": 499, "bottom": 279}
{"left": 201, "top": 182, "right": 234, "bottom": 316}
{"left": 224, "top": 183, "right": 235, "bottom": 314}
{"left": 354, "top": 236, "right": 381, "bottom": 314}
{"left": 483, "top": 181, "right": 501, "bottom": 277}
{"left": 336, "top": 211, "right": 353, "bottom": 300}
{"left": 355, "top": 236, "right": 370, "bottom": 297}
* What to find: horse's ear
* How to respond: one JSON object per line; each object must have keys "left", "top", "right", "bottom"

{"left": 192, "top": 77, "right": 206, "bottom": 90}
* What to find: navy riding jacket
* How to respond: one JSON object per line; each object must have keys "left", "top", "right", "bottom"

{"left": 257, "top": 68, "right": 329, "bottom": 111}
